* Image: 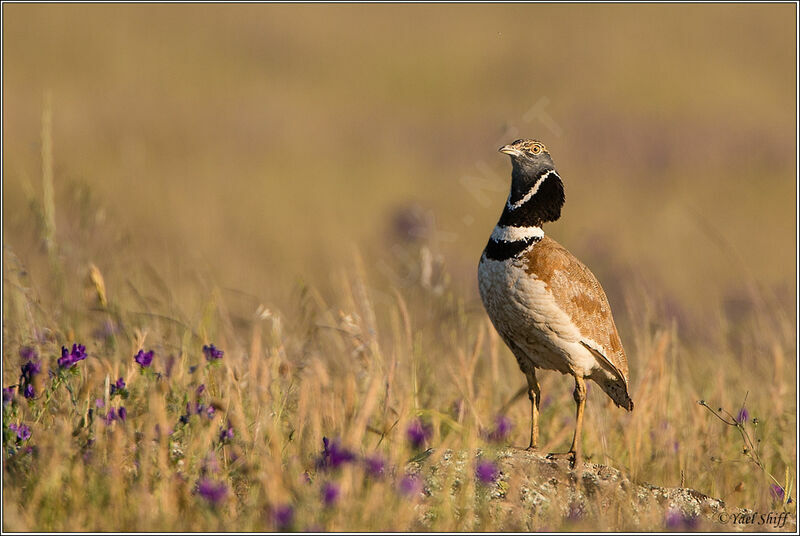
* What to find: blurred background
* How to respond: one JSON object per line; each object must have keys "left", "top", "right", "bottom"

{"left": 2, "top": 4, "right": 797, "bottom": 529}
{"left": 4, "top": 4, "right": 795, "bottom": 315}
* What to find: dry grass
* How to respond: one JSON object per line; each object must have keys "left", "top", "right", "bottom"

{"left": 2, "top": 4, "right": 796, "bottom": 531}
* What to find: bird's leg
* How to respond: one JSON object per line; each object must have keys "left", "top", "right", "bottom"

{"left": 525, "top": 369, "right": 541, "bottom": 451}
{"left": 547, "top": 374, "right": 586, "bottom": 469}
{"left": 569, "top": 375, "right": 586, "bottom": 467}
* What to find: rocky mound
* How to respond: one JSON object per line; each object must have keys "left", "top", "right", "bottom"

{"left": 406, "top": 448, "right": 795, "bottom": 532}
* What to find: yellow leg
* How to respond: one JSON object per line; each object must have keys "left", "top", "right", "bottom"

{"left": 525, "top": 370, "right": 541, "bottom": 450}
{"left": 547, "top": 374, "right": 586, "bottom": 468}
{"left": 570, "top": 375, "right": 586, "bottom": 467}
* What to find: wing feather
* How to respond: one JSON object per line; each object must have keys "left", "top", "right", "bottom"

{"left": 523, "top": 236, "right": 629, "bottom": 382}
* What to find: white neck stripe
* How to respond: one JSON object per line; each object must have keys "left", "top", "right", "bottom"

{"left": 490, "top": 225, "right": 544, "bottom": 243}
{"left": 506, "top": 169, "right": 559, "bottom": 211}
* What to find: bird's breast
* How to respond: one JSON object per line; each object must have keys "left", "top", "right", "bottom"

{"left": 478, "top": 248, "right": 596, "bottom": 375}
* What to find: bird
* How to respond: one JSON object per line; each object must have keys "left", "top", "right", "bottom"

{"left": 477, "top": 138, "right": 633, "bottom": 468}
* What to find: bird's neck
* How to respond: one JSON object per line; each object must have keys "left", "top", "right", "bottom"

{"left": 498, "top": 167, "right": 564, "bottom": 228}
{"left": 482, "top": 166, "right": 565, "bottom": 262}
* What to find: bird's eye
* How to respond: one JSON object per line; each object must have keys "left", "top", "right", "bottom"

{"left": 530, "top": 145, "right": 541, "bottom": 154}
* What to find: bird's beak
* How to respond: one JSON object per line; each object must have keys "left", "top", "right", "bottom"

{"left": 499, "top": 145, "right": 522, "bottom": 156}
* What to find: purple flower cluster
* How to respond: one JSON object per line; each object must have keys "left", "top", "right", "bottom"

{"left": 664, "top": 507, "right": 698, "bottom": 530}
{"left": 364, "top": 454, "right": 386, "bottom": 478}
{"left": 110, "top": 377, "right": 126, "bottom": 396}
{"left": 3, "top": 386, "right": 15, "bottom": 405}
{"left": 134, "top": 349, "right": 154, "bottom": 368}
{"left": 21, "top": 359, "right": 41, "bottom": 380}
{"left": 104, "top": 406, "right": 127, "bottom": 425}
{"left": 736, "top": 407, "right": 750, "bottom": 424}
{"left": 314, "top": 437, "right": 388, "bottom": 483}
{"left": 316, "top": 437, "right": 356, "bottom": 470}
{"left": 197, "top": 478, "right": 228, "bottom": 505}
{"left": 398, "top": 474, "right": 422, "bottom": 497}
{"left": 485, "top": 414, "right": 512, "bottom": 443}
{"left": 219, "top": 420, "right": 234, "bottom": 442}
{"left": 203, "top": 344, "right": 224, "bottom": 361}
{"left": 9, "top": 423, "right": 31, "bottom": 441}
{"left": 19, "top": 353, "right": 42, "bottom": 399}
{"left": 475, "top": 459, "right": 500, "bottom": 484}
{"left": 273, "top": 504, "right": 294, "bottom": 530}
{"left": 321, "top": 481, "right": 340, "bottom": 506}
{"left": 58, "top": 344, "right": 87, "bottom": 369}
{"left": 406, "top": 419, "right": 432, "bottom": 449}
{"left": 770, "top": 484, "right": 786, "bottom": 502}
{"left": 183, "top": 402, "right": 215, "bottom": 422}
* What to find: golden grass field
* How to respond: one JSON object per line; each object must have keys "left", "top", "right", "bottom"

{"left": 2, "top": 4, "right": 797, "bottom": 531}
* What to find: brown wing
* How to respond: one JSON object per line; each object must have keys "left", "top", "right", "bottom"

{"left": 523, "top": 236, "right": 629, "bottom": 382}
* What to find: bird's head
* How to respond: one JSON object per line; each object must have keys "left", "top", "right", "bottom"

{"left": 499, "top": 139, "right": 554, "bottom": 175}
{"left": 497, "top": 138, "right": 564, "bottom": 226}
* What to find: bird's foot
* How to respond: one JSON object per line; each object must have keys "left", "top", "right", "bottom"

{"left": 546, "top": 450, "right": 580, "bottom": 469}
{"left": 526, "top": 444, "right": 538, "bottom": 452}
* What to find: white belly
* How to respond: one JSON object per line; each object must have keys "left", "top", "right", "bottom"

{"left": 478, "top": 254, "right": 598, "bottom": 376}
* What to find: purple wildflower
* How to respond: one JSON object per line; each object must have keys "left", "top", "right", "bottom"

{"left": 664, "top": 507, "right": 697, "bottom": 530}
{"left": 219, "top": 420, "right": 234, "bottom": 442}
{"left": 321, "top": 482, "right": 340, "bottom": 506}
{"left": 486, "top": 414, "right": 513, "bottom": 443}
{"left": 273, "top": 504, "right": 294, "bottom": 530}
{"left": 683, "top": 515, "right": 699, "bottom": 530}
{"left": 317, "top": 437, "right": 355, "bottom": 470}
{"left": 134, "top": 349, "right": 154, "bottom": 368}
{"left": 476, "top": 460, "right": 499, "bottom": 484}
{"left": 364, "top": 454, "right": 386, "bottom": 478}
{"left": 736, "top": 407, "right": 750, "bottom": 424}
{"left": 105, "top": 407, "right": 118, "bottom": 425}
{"left": 197, "top": 479, "right": 228, "bottom": 505}
{"left": 110, "top": 377, "right": 126, "bottom": 395}
{"left": 23, "top": 384, "right": 35, "bottom": 399}
{"left": 9, "top": 423, "right": 31, "bottom": 441}
{"left": 206, "top": 406, "right": 216, "bottom": 419}
{"left": 398, "top": 474, "right": 422, "bottom": 497}
{"left": 118, "top": 407, "right": 127, "bottom": 421}
{"left": 19, "top": 346, "right": 38, "bottom": 361}
{"left": 58, "top": 344, "right": 87, "bottom": 369}
{"left": 18, "top": 424, "right": 32, "bottom": 441}
{"left": 406, "top": 419, "right": 432, "bottom": 449}
{"left": 196, "top": 384, "right": 206, "bottom": 396}
{"left": 770, "top": 484, "right": 785, "bottom": 502}
{"left": 57, "top": 348, "right": 72, "bottom": 368}
{"left": 95, "top": 398, "right": 105, "bottom": 408}
{"left": 203, "top": 344, "right": 224, "bottom": 361}
{"left": 664, "top": 509, "right": 680, "bottom": 529}
{"left": 3, "top": 387, "right": 15, "bottom": 405}
{"left": 20, "top": 360, "right": 41, "bottom": 380}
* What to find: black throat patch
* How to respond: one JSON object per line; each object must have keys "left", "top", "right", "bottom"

{"left": 499, "top": 168, "right": 565, "bottom": 228}
{"left": 483, "top": 235, "right": 542, "bottom": 261}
